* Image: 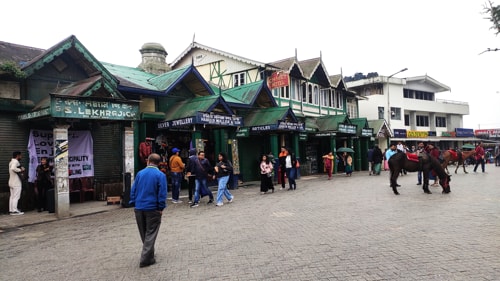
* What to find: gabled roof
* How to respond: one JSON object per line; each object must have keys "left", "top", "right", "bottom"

{"left": 0, "top": 41, "right": 44, "bottom": 65}
{"left": 149, "top": 64, "right": 215, "bottom": 96}
{"left": 243, "top": 107, "right": 298, "bottom": 127}
{"left": 102, "top": 62, "right": 158, "bottom": 91}
{"left": 32, "top": 75, "right": 125, "bottom": 110}
{"left": 21, "top": 35, "right": 118, "bottom": 87}
{"left": 170, "top": 41, "right": 268, "bottom": 69}
{"left": 298, "top": 57, "right": 331, "bottom": 86}
{"left": 163, "top": 95, "right": 233, "bottom": 121}
{"left": 405, "top": 75, "right": 451, "bottom": 93}
{"left": 268, "top": 57, "right": 305, "bottom": 78}
{"left": 211, "top": 80, "right": 277, "bottom": 108}
{"left": 316, "top": 114, "right": 350, "bottom": 131}
{"left": 350, "top": 117, "right": 370, "bottom": 135}
{"left": 368, "top": 119, "right": 392, "bottom": 138}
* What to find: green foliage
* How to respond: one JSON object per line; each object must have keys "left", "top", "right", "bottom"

{"left": 484, "top": 0, "right": 500, "bottom": 35}
{"left": 0, "top": 61, "right": 26, "bottom": 79}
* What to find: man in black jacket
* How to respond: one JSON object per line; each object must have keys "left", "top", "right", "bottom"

{"left": 186, "top": 151, "right": 214, "bottom": 207}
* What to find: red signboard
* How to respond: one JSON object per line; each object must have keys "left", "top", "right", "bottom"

{"left": 267, "top": 71, "right": 289, "bottom": 89}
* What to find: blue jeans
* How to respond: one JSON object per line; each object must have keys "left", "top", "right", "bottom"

{"left": 194, "top": 178, "right": 213, "bottom": 203}
{"left": 417, "top": 171, "right": 422, "bottom": 184}
{"left": 286, "top": 168, "right": 296, "bottom": 189}
{"left": 170, "top": 172, "right": 183, "bottom": 201}
{"left": 216, "top": 175, "right": 233, "bottom": 204}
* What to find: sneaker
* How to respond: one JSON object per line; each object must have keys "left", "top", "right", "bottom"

{"left": 228, "top": 197, "right": 234, "bottom": 203}
{"left": 207, "top": 199, "right": 213, "bottom": 204}
{"left": 216, "top": 203, "right": 223, "bottom": 207}
{"left": 172, "top": 200, "right": 182, "bottom": 204}
{"left": 190, "top": 203, "right": 199, "bottom": 208}
{"left": 188, "top": 200, "right": 193, "bottom": 204}
{"left": 10, "top": 211, "right": 24, "bottom": 215}
{"left": 416, "top": 183, "right": 422, "bottom": 185}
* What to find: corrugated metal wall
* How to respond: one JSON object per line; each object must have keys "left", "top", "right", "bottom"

{"left": 91, "top": 122, "right": 123, "bottom": 184}
{"left": 0, "top": 114, "right": 29, "bottom": 193}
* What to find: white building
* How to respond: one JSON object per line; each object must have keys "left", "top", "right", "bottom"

{"left": 346, "top": 74, "right": 473, "bottom": 150}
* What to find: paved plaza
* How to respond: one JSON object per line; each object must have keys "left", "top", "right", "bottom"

{"left": 1, "top": 166, "right": 499, "bottom": 281}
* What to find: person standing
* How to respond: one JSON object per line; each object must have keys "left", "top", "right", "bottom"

{"left": 129, "top": 153, "right": 167, "bottom": 268}
{"left": 36, "top": 157, "right": 53, "bottom": 212}
{"left": 345, "top": 153, "right": 353, "bottom": 177}
{"left": 473, "top": 141, "right": 486, "bottom": 173}
{"left": 259, "top": 154, "right": 274, "bottom": 194}
{"left": 426, "top": 143, "right": 440, "bottom": 186}
{"left": 278, "top": 146, "right": 288, "bottom": 190}
{"left": 367, "top": 147, "right": 374, "bottom": 176}
{"left": 372, "top": 145, "right": 383, "bottom": 175}
{"left": 285, "top": 150, "right": 298, "bottom": 190}
{"left": 186, "top": 151, "right": 214, "bottom": 207}
{"left": 385, "top": 144, "right": 397, "bottom": 162}
{"left": 415, "top": 142, "right": 425, "bottom": 185}
{"left": 185, "top": 148, "right": 197, "bottom": 204}
{"left": 169, "top": 147, "right": 185, "bottom": 204}
{"left": 9, "top": 151, "right": 25, "bottom": 215}
{"left": 214, "top": 152, "right": 234, "bottom": 206}
{"left": 139, "top": 137, "right": 154, "bottom": 167}
{"left": 322, "top": 152, "right": 334, "bottom": 180}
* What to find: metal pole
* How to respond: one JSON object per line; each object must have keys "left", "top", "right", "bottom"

{"left": 386, "top": 68, "right": 408, "bottom": 128}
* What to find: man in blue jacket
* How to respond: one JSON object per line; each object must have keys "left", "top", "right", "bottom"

{"left": 129, "top": 153, "right": 167, "bottom": 268}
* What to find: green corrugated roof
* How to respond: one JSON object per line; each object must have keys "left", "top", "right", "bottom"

{"left": 210, "top": 81, "right": 275, "bottom": 108}
{"left": 243, "top": 107, "right": 293, "bottom": 127}
{"left": 316, "top": 114, "right": 349, "bottom": 131}
{"left": 350, "top": 118, "right": 369, "bottom": 135}
{"left": 149, "top": 65, "right": 191, "bottom": 91}
{"left": 163, "top": 95, "right": 221, "bottom": 120}
{"left": 102, "top": 62, "right": 159, "bottom": 91}
{"left": 304, "top": 117, "right": 319, "bottom": 131}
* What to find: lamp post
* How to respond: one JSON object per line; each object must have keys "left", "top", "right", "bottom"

{"left": 386, "top": 68, "right": 408, "bottom": 128}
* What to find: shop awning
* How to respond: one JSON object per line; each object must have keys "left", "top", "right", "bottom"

{"left": 239, "top": 107, "right": 304, "bottom": 133}
{"left": 315, "top": 114, "right": 356, "bottom": 134}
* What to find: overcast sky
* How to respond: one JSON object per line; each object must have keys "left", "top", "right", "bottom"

{"left": 2, "top": 0, "right": 499, "bottom": 129}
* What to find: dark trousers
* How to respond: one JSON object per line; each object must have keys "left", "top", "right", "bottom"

{"left": 188, "top": 176, "right": 195, "bottom": 201}
{"left": 473, "top": 158, "right": 485, "bottom": 172}
{"left": 36, "top": 181, "right": 51, "bottom": 211}
{"left": 134, "top": 210, "right": 162, "bottom": 265}
{"left": 280, "top": 167, "right": 286, "bottom": 188}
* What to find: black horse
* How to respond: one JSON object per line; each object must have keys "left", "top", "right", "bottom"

{"left": 388, "top": 151, "right": 451, "bottom": 195}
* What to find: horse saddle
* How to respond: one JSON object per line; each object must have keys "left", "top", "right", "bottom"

{"left": 447, "top": 149, "right": 458, "bottom": 160}
{"left": 406, "top": 152, "right": 419, "bottom": 163}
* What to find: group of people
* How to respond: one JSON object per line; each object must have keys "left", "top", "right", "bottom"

{"left": 259, "top": 146, "right": 298, "bottom": 194}
{"left": 8, "top": 151, "right": 54, "bottom": 216}
{"left": 129, "top": 148, "right": 236, "bottom": 267}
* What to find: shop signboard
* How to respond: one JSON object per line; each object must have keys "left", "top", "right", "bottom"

{"left": 361, "top": 128, "right": 373, "bottom": 137}
{"left": 393, "top": 129, "right": 407, "bottom": 138}
{"left": 338, "top": 124, "right": 357, "bottom": 134}
{"left": 50, "top": 96, "right": 139, "bottom": 120}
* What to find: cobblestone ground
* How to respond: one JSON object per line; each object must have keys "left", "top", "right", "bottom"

{"left": 1, "top": 167, "right": 499, "bottom": 281}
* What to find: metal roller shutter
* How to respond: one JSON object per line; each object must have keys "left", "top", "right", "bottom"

{"left": 0, "top": 114, "right": 29, "bottom": 193}
{"left": 91, "top": 123, "right": 123, "bottom": 184}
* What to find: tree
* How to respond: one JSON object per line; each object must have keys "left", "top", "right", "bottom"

{"left": 480, "top": 1, "right": 500, "bottom": 54}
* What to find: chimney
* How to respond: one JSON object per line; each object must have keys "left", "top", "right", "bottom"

{"left": 138, "top": 42, "right": 171, "bottom": 74}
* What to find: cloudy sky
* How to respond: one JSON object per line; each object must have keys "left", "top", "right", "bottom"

{"left": 3, "top": 0, "right": 499, "bottom": 129}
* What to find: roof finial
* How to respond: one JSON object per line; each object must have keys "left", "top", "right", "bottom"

{"left": 295, "top": 48, "right": 297, "bottom": 60}
{"left": 192, "top": 33, "right": 196, "bottom": 44}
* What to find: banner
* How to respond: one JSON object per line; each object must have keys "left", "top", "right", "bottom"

{"left": 27, "top": 130, "right": 94, "bottom": 183}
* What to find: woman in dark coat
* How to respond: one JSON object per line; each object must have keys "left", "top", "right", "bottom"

{"left": 372, "top": 145, "right": 383, "bottom": 175}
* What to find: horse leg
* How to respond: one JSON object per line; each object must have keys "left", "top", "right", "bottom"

{"left": 390, "top": 169, "right": 400, "bottom": 195}
{"left": 462, "top": 161, "right": 468, "bottom": 174}
{"left": 422, "top": 169, "right": 432, "bottom": 194}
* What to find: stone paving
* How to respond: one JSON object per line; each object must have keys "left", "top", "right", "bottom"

{"left": 0, "top": 166, "right": 499, "bottom": 281}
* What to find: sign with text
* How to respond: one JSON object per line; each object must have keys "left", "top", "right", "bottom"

{"left": 361, "top": 128, "right": 373, "bottom": 137}
{"left": 407, "top": 130, "right": 429, "bottom": 138}
{"left": 18, "top": 108, "right": 51, "bottom": 121}
{"left": 267, "top": 71, "right": 290, "bottom": 89}
{"left": 235, "top": 127, "right": 249, "bottom": 138}
{"left": 338, "top": 124, "right": 357, "bottom": 134}
{"left": 393, "top": 129, "right": 407, "bottom": 138}
{"left": 196, "top": 112, "right": 243, "bottom": 126}
{"left": 27, "top": 129, "right": 94, "bottom": 183}
{"left": 455, "top": 128, "right": 475, "bottom": 137}
{"left": 277, "top": 121, "right": 305, "bottom": 131}
{"left": 50, "top": 96, "right": 139, "bottom": 120}
{"left": 475, "top": 128, "right": 500, "bottom": 138}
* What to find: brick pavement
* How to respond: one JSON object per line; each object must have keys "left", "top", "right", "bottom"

{"left": 0, "top": 166, "right": 499, "bottom": 281}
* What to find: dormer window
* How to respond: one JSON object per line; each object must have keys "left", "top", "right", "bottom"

{"left": 233, "top": 73, "right": 245, "bottom": 87}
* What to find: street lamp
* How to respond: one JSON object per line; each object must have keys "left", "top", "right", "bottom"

{"left": 387, "top": 68, "right": 408, "bottom": 128}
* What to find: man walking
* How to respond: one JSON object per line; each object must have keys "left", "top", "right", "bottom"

{"left": 186, "top": 151, "right": 214, "bottom": 207}
{"left": 367, "top": 147, "right": 374, "bottom": 175}
{"left": 169, "top": 147, "right": 185, "bottom": 203}
{"left": 9, "top": 151, "right": 25, "bottom": 215}
{"left": 129, "top": 153, "right": 167, "bottom": 268}
{"left": 473, "top": 141, "right": 486, "bottom": 173}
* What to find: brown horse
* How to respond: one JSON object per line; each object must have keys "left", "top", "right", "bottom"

{"left": 441, "top": 150, "right": 476, "bottom": 174}
{"left": 388, "top": 151, "right": 451, "bottom": 195}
